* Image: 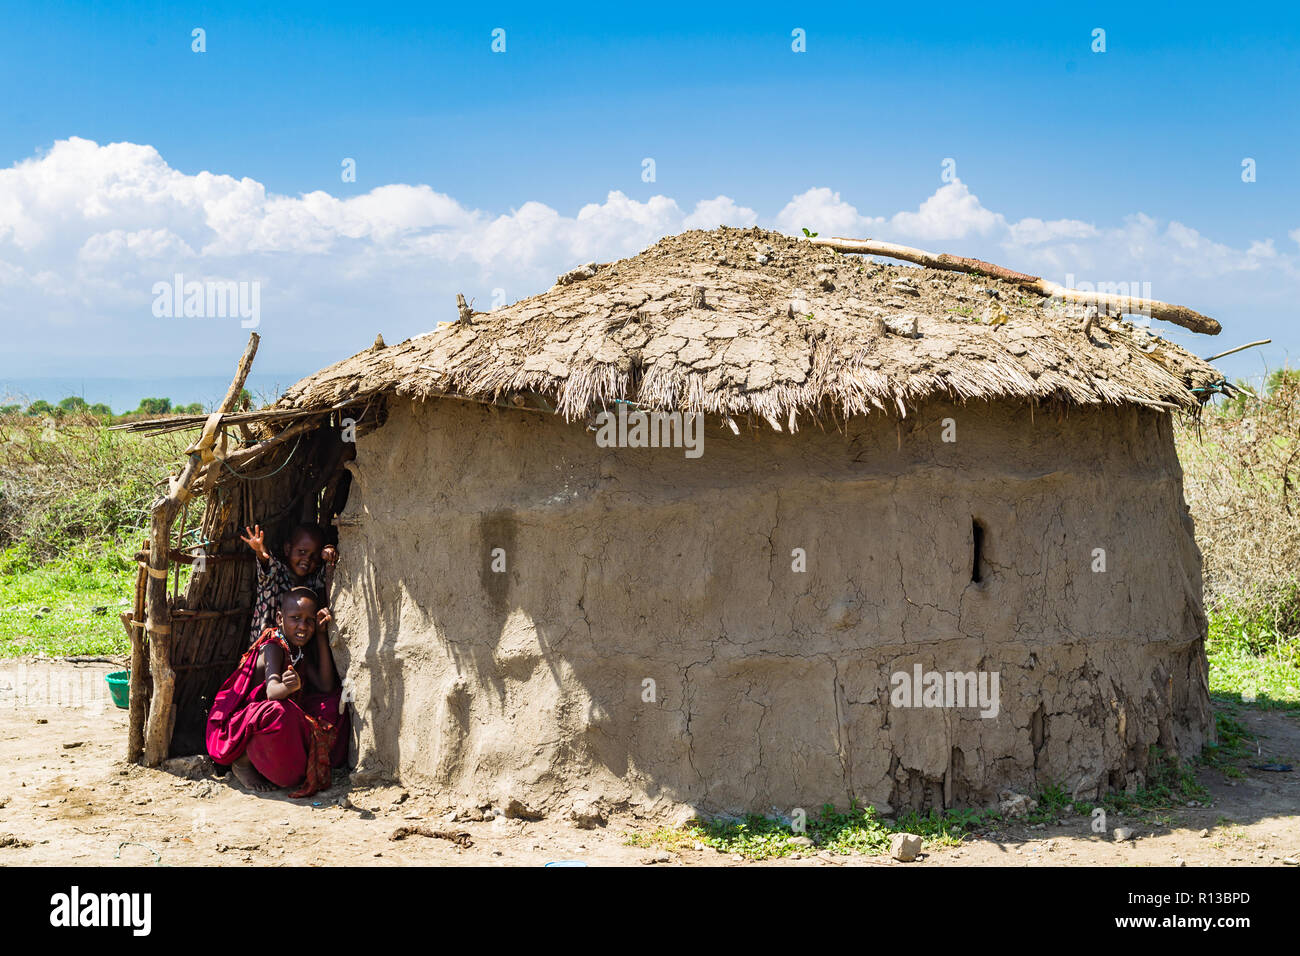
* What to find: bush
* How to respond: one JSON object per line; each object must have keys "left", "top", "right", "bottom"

{"left": 0, "top": 414, "right": 188, "bottom": 559}
{"left": 1177, "top": 370, "right": 1300, "bottom": 634}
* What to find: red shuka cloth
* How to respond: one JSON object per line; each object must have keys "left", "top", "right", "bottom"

{"left": 206, "top": 628, "right": 348, "bottom": 797}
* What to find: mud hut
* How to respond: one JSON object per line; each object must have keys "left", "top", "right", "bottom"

{"left": 121, "top": 227, "right": 1230, "bottom": 818}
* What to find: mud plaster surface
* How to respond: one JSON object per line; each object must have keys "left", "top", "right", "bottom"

{"left": 329, "top": 396, "right": 1211, "bottom": 820}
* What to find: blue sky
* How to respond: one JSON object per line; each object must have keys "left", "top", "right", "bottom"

{"left": 1, "top": 1, "right": 1298, "bottom": 405}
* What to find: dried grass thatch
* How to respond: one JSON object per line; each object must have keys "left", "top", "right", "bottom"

{"left": 278, "top": 227, "right": 1226, "bottom": 428}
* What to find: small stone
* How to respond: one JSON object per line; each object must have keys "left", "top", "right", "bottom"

{"left": 1199, "top": 829, "right": 1210, "bottom": 838}
{"left": 567, "top": 800, "right": 607, "bottom": 830}
{"left": 162, "top": 755, "right": 211, "bottom": 779}
{"left": 890, "top": 833, "right": 923, "bottom": 862}
{"left": 885, "top": 314, "right": 920, "bottom": 338}
{"left": 998, "top": 790, "right": 1038, "bottom": 818}
{"left": 35, "top": 719, "right": 47, "bottom": 725}
{"left": 38, "top": 606, "right": 51, "bottom": 614}
{"left": 1283, "top": 857, "right": 1299, "bottom": 866}
{"left": 0, "top": 795, "right": 9, "bottom": 808}
{"left": 492, "top": 850, "right": 503, "bottom": 857}
{"left": 1186, "top": 801, "right": 1197, "bottom": 808}
{"left": 1174, "top": 858, "right": 1186, "bottom": 867}
{"left": 788, "top": 835, "right": 815, "bottom": 847}
{"left": 754, "top": 255, "right": 769, "bottom": 265}
{"left": 502, "top": 798, "right": 544, "bottom": 821}
{"left": 1113, "top": 827, "right": 1134, "bottom": 842}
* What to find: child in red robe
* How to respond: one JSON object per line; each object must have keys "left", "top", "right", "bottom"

{"left": 206, "top": 587, "right": 349, "bottom": 796}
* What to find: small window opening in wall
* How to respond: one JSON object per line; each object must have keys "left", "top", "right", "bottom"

{"left": 971, "top": 518, "right": 986, "bottom": 584}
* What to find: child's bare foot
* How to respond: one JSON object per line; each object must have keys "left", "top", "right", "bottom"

{"left": 230, "top": 756, "right": 277, "bottom": 792}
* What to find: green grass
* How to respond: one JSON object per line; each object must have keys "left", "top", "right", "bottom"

{"left": 1205, "top": 605, "right": 1300, "bottom": 710}
{"left": 0, "top": 541, "right": 136, "bottom": 657}
{"left": 1198, "top": 709, "right": 1255, "bottom": 778}
{"left": 625, "top": 800, "right": 998, "bottom": 860}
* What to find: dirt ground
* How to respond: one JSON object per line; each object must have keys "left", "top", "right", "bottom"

{"left": 1, "top": 659, "right": 1297, "bottom": 868}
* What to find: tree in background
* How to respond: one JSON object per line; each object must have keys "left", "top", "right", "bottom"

{"left": 57, "top": 396, "right": 89, "bottom": 415}
{"left": 135, "top": 397, "right": 171, "bottom": 416}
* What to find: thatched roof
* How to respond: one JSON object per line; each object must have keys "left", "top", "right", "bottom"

{"left": 276, "top": 227, "right": 1225, "bottom": 429}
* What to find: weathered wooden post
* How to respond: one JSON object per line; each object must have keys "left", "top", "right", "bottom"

{"left": 139, "top": 332, "right": 259, "bottom": 765}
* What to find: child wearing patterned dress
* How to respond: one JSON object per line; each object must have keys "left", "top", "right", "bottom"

{"left": 240, "top": 522, "right": 337, "bottom": 643}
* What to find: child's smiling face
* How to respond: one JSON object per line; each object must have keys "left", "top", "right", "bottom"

{"left": 277, "top": 595, "right": 317, "bottom": 646}
{"left": 282, "top": 530, "right": 324, "bottom": 579}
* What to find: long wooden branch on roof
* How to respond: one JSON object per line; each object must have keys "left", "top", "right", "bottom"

{"left": 109, "top": 403, "right": 349, "bottom": 434}
{"left": 807, "top": 236, "right": 1223, "bottom": 336}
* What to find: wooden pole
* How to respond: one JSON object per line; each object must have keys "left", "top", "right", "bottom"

{"left": 126, "top": 545, "right": 148, "bottom": 763}
{"left": 1204, "top": 338, "right": 1270, "bottom": 362}
{"left": 806, "top": 236, "right": 1223, "bottom": 336}
{"left": 141, "top": 332, "right": 259, "bottom": 765}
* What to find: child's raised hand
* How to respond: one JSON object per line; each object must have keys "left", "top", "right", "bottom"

{"left": 241, "top": 524, "right": 270, "bottom": 562}
{"left": 281, "top": 666, "right": 302, "bottom": 694}
{"left": 316, "top": 607, "right": 333, "bottom": 629}
{"left": 321, "top": 544, "right": 338, "bottom": 566}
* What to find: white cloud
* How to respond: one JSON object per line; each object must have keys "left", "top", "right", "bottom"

{"left": 682, "top": 196, "right": 758, "bottom": 231}
{"left": 773, "top": 187, "right": 883, "bottom": 238}
{"left": 1006, "top": 217, "right": 1099, "bottom": 245}
{"left": 0, "top": 137, "right": 1295, "bottom": 378}
{"left": 885, "top": 180, "right": 1004, "bottom": 240}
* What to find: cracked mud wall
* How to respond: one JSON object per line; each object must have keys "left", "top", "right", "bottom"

{"left": 329, "top": 397, "right": 1211, "bottom": 818}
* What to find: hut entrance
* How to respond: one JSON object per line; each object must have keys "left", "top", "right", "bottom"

{"left": 111, "top": 333, "right": 384, "bottom": 765}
